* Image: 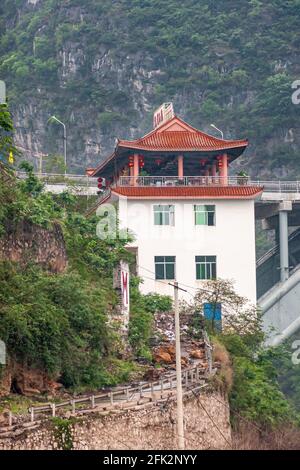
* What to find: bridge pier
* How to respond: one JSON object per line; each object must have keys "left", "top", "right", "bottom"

{"left": 279, "top": 202, "right": 292, "bottom": 282}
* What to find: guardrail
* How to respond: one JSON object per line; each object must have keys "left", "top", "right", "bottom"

{"left": 118, "top": 176, "right": 300, "bottom": 193}
{"left": 0, "top": 363, "right": 211, "bottom": 433}
{"left": 16, "top": 172, "right": 300, "bottom": 193}
{"left": 17, "top": 172, "right": 99, "bottom": 187}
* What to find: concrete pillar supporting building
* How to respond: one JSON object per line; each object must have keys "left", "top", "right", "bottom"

{"left": 279, "top": 201, "right": 292, "bottom": 282}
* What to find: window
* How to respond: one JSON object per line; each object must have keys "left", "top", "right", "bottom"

{"left": 155, "top": 256, "right": 176, "bottom": 280}
{"left": 195, "top": 256, "right": 217, "bottom": 280}
{"left": 154, "top": 205, "right": 175, "bottom": 226}
{"left": 194, "top": 205, "right": 215, "bottom": 226}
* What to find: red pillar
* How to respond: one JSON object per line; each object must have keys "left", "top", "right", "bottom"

{"left": 211, "top": 163, "right": 217, "bottom": 177}
{"left": 133, "top": 153, "right": 139, "bottom": 186}
{"left": 178, "top": 155, "right": 184, "bottom": 178}
{"left": 220, "top": 153, "right": 228, "bottom": 185}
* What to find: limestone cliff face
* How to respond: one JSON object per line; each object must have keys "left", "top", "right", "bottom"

{"left": 0, "top": 220, "right": 67, "bottom": 273}
{"left": 1, "top": 1, "right": 299, "bottom": 178}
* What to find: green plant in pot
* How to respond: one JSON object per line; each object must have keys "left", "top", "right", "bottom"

{"left": 237, "top": 170, "right": 249, "bottom": 185}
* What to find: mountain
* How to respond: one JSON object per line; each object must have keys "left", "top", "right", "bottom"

{"left": 0, "top": 0, "right": 299, "bottom": 177}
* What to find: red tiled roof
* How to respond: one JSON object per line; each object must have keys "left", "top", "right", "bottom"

{"left": 111, "top": 186, "right": 263, "bottom": 199}
{"left": 118, "top": 116, "right": 248, "bottom": 152}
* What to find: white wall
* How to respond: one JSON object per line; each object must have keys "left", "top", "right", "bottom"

{"left": 118, "top": 197, "right": 257, "bottom": 304}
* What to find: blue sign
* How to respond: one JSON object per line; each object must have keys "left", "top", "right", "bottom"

{"left": 203, "top": 303, "right": 222, "bottom": 330}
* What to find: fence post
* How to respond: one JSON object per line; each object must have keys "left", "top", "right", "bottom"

{"left": 51, "top": 403, "right": 56, "bottom": 417}
{"left": 30, "top": 408, "right": 34, "bottom": 423}
{"left": 110, "top": 392, "right": 113, "bottom": 405}
{"left": 71, "top": 400, "right": 75, "bottom": 414}
{"left": 160, "top": 379, "right": 164, "bottom": 398}
{"left": 8, "top": 412, "right": 12, "bottom": 427}
{"left": 91, "top": 396, "right": 95, "bottom": 409}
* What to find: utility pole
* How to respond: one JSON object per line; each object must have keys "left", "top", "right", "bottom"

{"left": 170, "top": 281, "right": 185, "bottom": 450}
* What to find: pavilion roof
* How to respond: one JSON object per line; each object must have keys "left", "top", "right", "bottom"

{"left": 91, "top": 116, "right": 248, "bottom": 178}
{"left": 117, "top": 116, "right": 248, "bottom": 153}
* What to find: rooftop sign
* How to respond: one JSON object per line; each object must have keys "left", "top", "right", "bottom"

{"left": 153, "top": 102, "right": 174, "bottom": 129}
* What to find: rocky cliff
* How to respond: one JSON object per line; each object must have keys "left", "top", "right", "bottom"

{"left": 0, "top": 0, "right": 299, "bottom": 178}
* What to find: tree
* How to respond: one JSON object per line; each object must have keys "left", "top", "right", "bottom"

{"left": 191, "top": 279, "right": 263, "bottom": 343}
{"left": 0, "top": 104, "right": 18, "bottom": 164}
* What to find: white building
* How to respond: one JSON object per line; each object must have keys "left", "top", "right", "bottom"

{"left": 91, "top": 106, "right": 262, "bottom": 306}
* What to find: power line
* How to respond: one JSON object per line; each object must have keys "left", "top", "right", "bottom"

{"left": 137, "top": 264, "right": 214, "bottom": 294}
{"left": 191, "top": 388, "right": 233, "bottom": 449}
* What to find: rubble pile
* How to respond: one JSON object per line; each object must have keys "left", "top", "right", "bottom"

{"left": 147, "top": 311, "right": 208, "bottom": 376}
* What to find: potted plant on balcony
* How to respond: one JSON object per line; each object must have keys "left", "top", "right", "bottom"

{"left": 237, "top": 170, "right": 249, "bottom": 185}
{"left": 138, "top": 169, "right": 149, "bottom": 186}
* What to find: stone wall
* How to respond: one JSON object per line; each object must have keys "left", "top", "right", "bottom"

{"left": 0, "top": 391, "right": 231, "bottom": 450}
{"left": 0, "top": 219, "right": 67, "bottom": 273}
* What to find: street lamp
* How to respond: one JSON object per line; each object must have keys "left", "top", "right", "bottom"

{"left": 48, "top": 115, "right": 67, "bottom": 175}
{"left": 210, "top": 123, "right": 224, "bottom": 139}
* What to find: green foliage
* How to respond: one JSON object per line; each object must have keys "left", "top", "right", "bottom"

{"left": 0, "top": 1, "right": 299, "bottom": 175}
{"left": 128, "top": 277, "right": 154, "bottom": 360}
{"left": 0, "top": 166, "right": 141, "bottom": 390}
{"left": 195, "top": 279, "right": 297, "bottom": 428}
{"left": 51, "top": 417, "right": 74, "bottom": 450}
{"left": 0, "top": 261, "right": 111, "bottom": 386}
{"left": 217, "top": 325, "right": 295, "bottom": 428}
{"left": 142, "top": 292, "right": 172, "bottom": 314}
{"left": 271, "top": 338, "right": 300, "bottom": 413}
{"left": 0, "top": 104, "right": 18, "bottom": 164}
{"left": 0, "top": 162, "right": 62, "bottom": 232}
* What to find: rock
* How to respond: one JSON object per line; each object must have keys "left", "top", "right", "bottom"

{"left": 153, "top": 347, "right": 173, "bottom": 364}
{"left": 155, "top": 351, "right": 172, "bottom": 364}
{"left": 0, "top": 361, "right": 63, "bottom": 397}
{"left": 190, "top": 349, "right": 205, "bottom": 359}
{"left": 166, "top": 345, "right": 175, "bottom": 357}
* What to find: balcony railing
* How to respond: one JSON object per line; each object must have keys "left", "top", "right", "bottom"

{"left": 118, "top": 175, "right": 251, "bottom": 187}
{"left": 118, "top": 176, "right": 300, "bottom": 193}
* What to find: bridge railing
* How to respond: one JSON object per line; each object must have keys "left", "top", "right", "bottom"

{"left": 16, "top": 172, "right": 300, "bottom": 193}
{"left": 17, "top": 172, "right": 99, "bottom": 187}
{"left": 118, "top": 176, "right": 300, "bottom": 192}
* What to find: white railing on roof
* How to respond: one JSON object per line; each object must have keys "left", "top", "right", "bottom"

{"left": 118, "top": 176, "right": 300, "bottom": 193}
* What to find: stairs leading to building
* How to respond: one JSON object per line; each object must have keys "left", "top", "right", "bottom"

{"left": 257, "top": 228, "right": 300, "bottom": 345}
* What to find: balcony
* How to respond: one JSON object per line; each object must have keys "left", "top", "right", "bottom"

{"left": 118, "top": 175, "right": 252, "bottom": 187}
{"left": 116, "top": 176, "right": 300, "bottom": 194}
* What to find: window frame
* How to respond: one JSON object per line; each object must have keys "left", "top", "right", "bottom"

{"left": 155, "top": 256, "right": 176, "bottom": 280}
{"left": 194, "top": 204, "right": 215, "bottom": 226}
{"left": 195, "top": 255, "right": 217, "bottom": 280}
{"left": 153, "top": 204, "right": 175, "bottom": 226}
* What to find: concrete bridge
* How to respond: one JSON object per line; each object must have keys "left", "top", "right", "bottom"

{"left": 17, "top": 172, "right": 99, "bottom": 196}
{"left": 256, "top": 192, "right": 300, "bottom": 346}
